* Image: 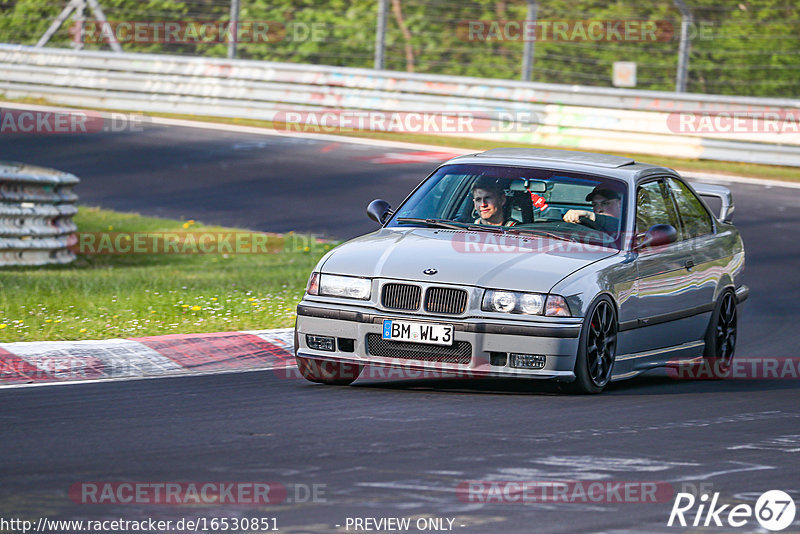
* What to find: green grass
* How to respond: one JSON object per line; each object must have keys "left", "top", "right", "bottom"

{"left": 5, "top": 94, "right": 800, "bottom": 183}
{"left": 0, "top": 207, "right": 332, "bottom": 342}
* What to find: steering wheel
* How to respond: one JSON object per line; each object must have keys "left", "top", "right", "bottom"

{"left": 578, "top": 215, "right": 601, "bottom": 230}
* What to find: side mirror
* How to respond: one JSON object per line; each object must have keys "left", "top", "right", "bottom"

{"left": 635, "top": 224, "right": 677, "bottom": 251}
{"left": 367, "top": 199, "right": 392, "bottom": 224}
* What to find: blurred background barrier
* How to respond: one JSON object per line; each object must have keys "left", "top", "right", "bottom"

{"left": 1, "top": 45, "right": 800, "bottom": 166}
{"left": 3, "top": 0, "right": 800, "bottom": 98}
{"left": 0, "top": 161, "right": 79, "bottom": 266}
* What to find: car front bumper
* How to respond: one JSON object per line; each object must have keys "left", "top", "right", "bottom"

{"left": 295, "top": 302, "right": 583, "bottom": 381}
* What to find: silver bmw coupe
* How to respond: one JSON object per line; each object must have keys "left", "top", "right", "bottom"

{"left": 294, "top": 148, "right": 748, "bottom": 393}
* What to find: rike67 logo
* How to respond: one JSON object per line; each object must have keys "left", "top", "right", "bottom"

{"left": 668, "top": 490, "right": 796, "bottom": 531}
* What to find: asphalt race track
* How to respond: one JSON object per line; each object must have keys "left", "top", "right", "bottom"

{"left": 1, "top": 122, "right": 449, "bottom": 240}
{"left": 2, "top": 120, "right": 800, "bottom": 533}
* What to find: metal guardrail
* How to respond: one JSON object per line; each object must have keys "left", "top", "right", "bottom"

{"left": 0, "top": 162, "right": 79, "bottom": 266}
{"left": 1, "top": 45, "right": 800, "bottom": 166}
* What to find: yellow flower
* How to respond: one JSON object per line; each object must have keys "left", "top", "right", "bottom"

{"left": 45, "top": 319, "right": 52, "bottom": 323}
{"left": 304, "top": 246, "right": 310, "bottom": 252}
{"left": 211, "top": 297, "right": 218, "bottom": 301}
{"left": 191, "top": 305, "right": 202, "bottom": 311}
{"left": 181, "top": 304, "right": 189, "bottom": 308}
{"left": 55, "top": 319, "right": 62, "bottom": 323}
{"left": 113, "top": 315, "right": 119, "bottom": 319}
{"left": 248, "top": 297, "right": 256, "bottom": 301}
{"left": 0, "top": 324, "right": 6, "bottom": 329}
{"left": 79, "top": 328, "right": 87, "bottom": 333}
{"left": 251, "top": 303, "right": 258, "bottom": 307}
{"left": 150, "top": 310, "right": 156, "bottom": 314}
{"left": 108, "top": 225, "right": 113, "bottom": 231}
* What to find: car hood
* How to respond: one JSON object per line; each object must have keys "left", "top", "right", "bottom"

{"left": 320, "top": 228, "right": 618, "bottom": 293}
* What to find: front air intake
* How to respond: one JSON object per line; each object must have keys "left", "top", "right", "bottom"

{"left": 424, "top": 287, "right": 468, "bottom": 315}
{"left": 382, "top": 283, "right": 422, "bottom": 311}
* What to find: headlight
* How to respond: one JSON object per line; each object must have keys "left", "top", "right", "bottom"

{"left": 482, "top": 290, "right": 569, "bottom": 317}
{"left": 487, "top": 290, "right": 516, "bottom": 313}
{"left": 520, "top": 293, "right": 546, "bottom": 315}
{"left": 318, "top": 274, "right": 371, "bottom": 300}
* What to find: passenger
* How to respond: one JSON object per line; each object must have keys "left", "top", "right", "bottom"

{"left": 563, "top": 186, "right": 621, "bottom": 233}
{"left": 471, "top": 177, "right": 518, "bottom": 227}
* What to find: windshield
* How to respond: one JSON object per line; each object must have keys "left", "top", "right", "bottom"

{"left": 386, "top": 163, "right": 628, "bottom": 249}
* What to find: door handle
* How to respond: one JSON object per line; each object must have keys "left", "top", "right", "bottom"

{"left": 685, "top": 259, "right": 694, "bottom": 271}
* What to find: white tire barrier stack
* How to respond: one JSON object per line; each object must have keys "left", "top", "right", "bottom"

{"left": 0, "top": 162, "right": 79, "bottom": 266}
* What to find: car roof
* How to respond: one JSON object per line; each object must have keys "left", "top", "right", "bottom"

{"left": 443, "top": 148, "right": 679, "bottom": 183}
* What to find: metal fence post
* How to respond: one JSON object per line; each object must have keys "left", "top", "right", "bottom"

{"left": 86, "top": 0, "right": 122, "bottom": 52}
{"left": 228, "top": 0, "right": 240, "bottom": 59}
{"left": 37, "top": 0, "right": 121, "bottom": 52}
{"left": 374, "top": 0, "right": 388, "bottom": 70}
{"left": 72, "top": 0, "right": 85, "bottom": 50}
{"left": 674, "top": 0, "right": 693, "bottom": 93}
{"left": 521, "top": 0, "right": 537, "bottom": 81}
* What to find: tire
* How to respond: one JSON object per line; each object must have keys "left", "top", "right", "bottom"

{"left": 295, "top": 355, "right": 363, "bottom": 385}
{"left": 701, "top": 289, "right": 737, "bottom": 378}
{"left": 568, "top": 296, "right": 618, "bottom": 394}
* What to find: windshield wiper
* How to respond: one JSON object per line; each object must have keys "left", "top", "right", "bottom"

{"left": 396, "top": 218, "right": 505, "bottom": 233}
{"left": 504, "top": 227, "right": 576, "bottom": 242}
{"left": 396, "top": 218, "right": 470, "bottom": 230}
{"left": 463, "top": 223, "right": 505, "bottom": 233}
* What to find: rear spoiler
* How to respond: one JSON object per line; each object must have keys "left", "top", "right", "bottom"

{"left": 690, "top": 182, "right": 734, "bottom": 223}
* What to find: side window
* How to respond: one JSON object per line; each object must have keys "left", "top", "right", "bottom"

{"left": 636, "top": 180, "right": 680, "bottom": 238}
{"left": 667, "top": 178, "right": 714, "bottom": 239}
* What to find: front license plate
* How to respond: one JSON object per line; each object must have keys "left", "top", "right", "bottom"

{"left": 382, "top": 320, "right": 454, "bottom": 346}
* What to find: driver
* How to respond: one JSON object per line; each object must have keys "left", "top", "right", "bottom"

{"left": 471, "top": 177, "right": 518, "bottom": 227}
{"left": 562, "top": 186, "right": 621, "bottom": 233}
